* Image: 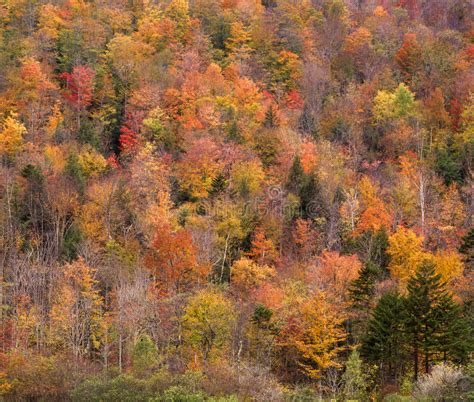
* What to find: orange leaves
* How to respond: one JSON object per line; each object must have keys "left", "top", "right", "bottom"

{"left": 353, "top": 176, "right": 392, "bottom": 236}
{"left": 19, "top": 58, "right": 56, "bottom": 101}
{"left": 344, "top": 27, "right": 372, "bottom": 54}
{"left": 300, "top": 140, "right": 318, "bottom": 174}
{"left": 311, "top": 251, "right": 361, "bottom": 301}
{"left": 176, "top": 136, "right": 223, "bottom": 198}
{"left": 247, "top": 228, "right": 278, "bottom": 266}
{"left": 145, "top": 223, "right": 209, "bottom": 293}
{"left": 292, "top": 218, "right": 318, "bottom": 261}
{"left": 355, "top": 198, "right": 392, "bottom": 235}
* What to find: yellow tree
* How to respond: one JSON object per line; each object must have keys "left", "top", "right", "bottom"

{"left": 182, "top": 288, "right": 235, "bottom": 363}
{"left": 49, "top": 258, "right": 105, "bottom": 358}
{"left": 231, "top": 257, "right": 275, "bottom": 293}
{"left": 0, "top": 114, "right": 26, "bottom": 159}
{"left": 387, "top": 226, "right": 427, "bottom": 286}
{"left": 278, "top": 291, "right": 347, "bottom": 379}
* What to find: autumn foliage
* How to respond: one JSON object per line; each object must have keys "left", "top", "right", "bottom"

{"left": 0, "top": 0, "right": 472, "bottom": 400}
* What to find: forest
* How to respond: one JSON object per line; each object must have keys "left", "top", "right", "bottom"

{"left": 0, "top": 0, "right": 472, "bottom": 400}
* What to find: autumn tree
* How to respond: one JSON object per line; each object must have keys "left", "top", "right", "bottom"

{"left": 0, "top": 114, "right": 27, "bottom": 161}
{"left": 145, "top": 224, "right": 208, "bottom": 293}
{"left": 182, "top": 288, "right": 235, "bottom": 362}
{"left": 49, "top": 258, "right": 104, "bottom": 359}
{"left": 278, "top": 291, "right": 346, "bottom": 379}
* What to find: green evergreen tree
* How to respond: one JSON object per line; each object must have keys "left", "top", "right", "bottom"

{"left": 209, "top": 174, "right": 227, "bottom": 198}
{"left": 404, "top": 260, "right": 471, "bottom": 380}
{"left": 286, "top": 155, "right": 305, "bottom": 195}
{"left": 299, "top": 172, "right": 327, "bottom": 220}
{"left": 350, "top": 262, "right": 378, "bottom": 312}
{"left": 435, "top": 290, "right": 472, "bottom": 365}
{"left": 132, "top": 335, "right": 158, "bottom": 377}
{"left": 341, "top": 349, "right": 367, "bottom": 401}
{"left": 361, "top": 293, "right": 408, "bottom": 384}
{"left": 459, "top": 228, "right": 474, "bottom": 272}
{"left": 349, "top": 262, "right": 379, "bottom": 340}
{"left": 264, "top": 105, "right": 280, "bottom": 128}
{"left": 298, "top": 103, "right": 318, "bottom": 138}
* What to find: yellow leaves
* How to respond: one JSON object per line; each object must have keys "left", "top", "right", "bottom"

{"left": 388, "top": 227, "right": 465, "bottom": 287}
{"left": 49, "top": 258, "right": 105, "bottom": 354}
{"left": 107, "top": 34, "right": 154, "bottom": 84}
{"left": 388, "top": 226, "right": 427, "bottom": 286}
{"left": 373, "top": 89, "right": 396, "bottom": 122}
{"left": 358, "top": 175, "right": 378, "bottom": 205}
{"left": 231, "top": 159, "right": 265, "bottom": 197}
{"left": 44, "top": 145, "right": 66, "bottom": 174}
{"left": 225, "top": 21, "right": 253, "bottom": 60}
{"left": 344, "top": 27, "right": 372, "bottom": 54}
{"left": 77, "top": 145, "right": 108, "bottom": 178}
{"left": 44, "top": 102, "right": 63, "bottom": 139}
{"left": 0, "top": 113, "right": 26, "bottom": 158}
{"left": 373, "top": 83, "right": 417, "bottom": 124}
{"left": 182, "top": 287, "right": 235, "bottom": 361}
{"left": 282, "top": 291, "right": 347, "bottom": 379}
{"left": 432, "top": 251, "right": 464, "bottom": 284}
{"left": 231, "top": 257, "right": 275, "bottom": 290}
{"left": 0, "top": 372, "right": 13, "bottom": 396}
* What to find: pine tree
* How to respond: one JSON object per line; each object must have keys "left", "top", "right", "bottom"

{"left": 299, "top": 172, "right": 327, "bottom": 220}
{"left": 349, "top": 262, "right": 379, "bottom": 339}
{"left": 404, "top": 260, "right": 471, "bottom": 380}
{"left": 362, "top": 293, "right": 408, "bottom": 384}
{"left": 350, "top": 262, "right": 378, "bottom": 312}
{"left": 459, "top": 228, "right": 474, "bottom": 272}
{"left": 286, "top": 155, "right": 305, "bottom": 195}
{"left": 298, "top": 103, "right": 318, "bottom": 137}
{"left": 341, "top": 349, "right": 367, "bottom": 401}
{"left": 435, "top": 289, "right": 472, "bottom": 365}
{"left": 209, "top": 174, "right": 227, "bottom": 198}
{"left": 264, "top": 105, "right": 280, "bottom": 128}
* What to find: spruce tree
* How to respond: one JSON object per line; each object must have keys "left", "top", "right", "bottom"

{"left": 459, "top": 228, "right": 474, "bottom": 272}
{"left": 286, "top": 155, "right": 305, "bottom": 195}
{"left": 361, "top": 293, "right": 408, "bottom": 384}
{"left": 299, "top": 172, "right": 327, "bottom": 220}
{"left": 435, "top": 290, "right": 472, "bottom": 365}
{"left": 264, "top": 104, "right": 280, "bottom": 128}
{"left": 404, "top": 260, "right": 471, "bottom": 380}
{"left": 350, "top": 262, "right": 378, "bottom": 312}
{"left": 349, "top": 262, "right": 378, "bottom": 340}
{"left": 405, "top": 260, "right": 443, "bottom": 380}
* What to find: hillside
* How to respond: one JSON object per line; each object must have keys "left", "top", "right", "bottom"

{"left": 0, "top": 0, "right": 472, "bottom": 400}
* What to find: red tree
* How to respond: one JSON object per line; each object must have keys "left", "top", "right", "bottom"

{"left": 59, "top": 65, "right": 95, "bottom": 109}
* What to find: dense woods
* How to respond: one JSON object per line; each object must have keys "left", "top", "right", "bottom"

{"left": 0, "top": 0, "right": 472, "bottom": 400}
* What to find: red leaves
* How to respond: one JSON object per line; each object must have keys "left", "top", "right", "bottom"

{"left": 118, "top": 111, "right": 144, "bottom": 154}
{"left": 395, "top": 33, "right": 421, "bottom": 81}
{"left": 119, "top": 125, "right": 138, "bottom": 153}
{"left": 285, "top": 90, "right": 304, "bottom": 110}
{"left": 59, "top": 65, "right": 95, "bottom": 109}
